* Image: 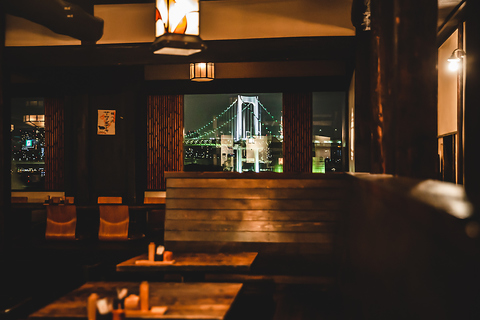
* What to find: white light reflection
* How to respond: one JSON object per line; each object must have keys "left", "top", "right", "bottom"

{"left": 410, "top": 180, "right": 473, "bottom": 219}
{"left": 448, "top": 59, "right": 460, "bottom": 72}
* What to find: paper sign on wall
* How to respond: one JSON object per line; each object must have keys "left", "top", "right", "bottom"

{"left": 97, "top": 110, "right": 116, "bottom": 135}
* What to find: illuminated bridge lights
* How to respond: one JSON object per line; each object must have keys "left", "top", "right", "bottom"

{"left": 185, "top": 97, "right": 281, "bottom": 141}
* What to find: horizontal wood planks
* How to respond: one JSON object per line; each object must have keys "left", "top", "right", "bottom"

{"left": 166, "top": 221, "right": 336, "bottom": 233}
{"left": 166, "top": 231, "right": 334, "bottom": 243}
{"left": 167, "top": 178, "right": 348, "bottom": 188}
{"left": 166, "top": 210, "right": 339, "bottom": 221}
{"left": 164, "top": 173, "right": 351, "bottom": 254}
{"left": 167, "top": 199, "right": 342, "bottom": 211}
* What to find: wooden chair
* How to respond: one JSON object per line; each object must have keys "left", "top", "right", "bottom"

{"left": 98, "top": 197, "right": 130, "bottom": 241}
{"left": 144, "top": 197, "right": 166, "bottom": 204}
{"left": 45, "top": 204, "right": 77, "bottom": 240}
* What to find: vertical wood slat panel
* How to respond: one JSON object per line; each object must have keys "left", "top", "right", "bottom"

{"left": 44, "top": 97, "right": 64, "bottom": 190}
{"left": 283, "top": 93, "right": 312, "bottom": 173}
{"left": 147, "top": 95, "right": 184, "bottom": 190}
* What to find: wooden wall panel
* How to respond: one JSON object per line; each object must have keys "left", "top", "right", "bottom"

{"left": 147, "top": 95, "right": 184, "bottom": 190}
{"left": 44, "top": 97, "right": 64, "bottom": 190}
{"left": 164, "top": 172, "right": 351, "bottom": 255}
{"left": 283, "top": 93, "right": 312, "bottom": 173}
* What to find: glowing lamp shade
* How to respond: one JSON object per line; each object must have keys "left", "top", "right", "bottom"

{"left": 153, "top": 0, "right": 205, "bottom": 55}
{"left": 190, "top": 62, "right": 214, "bottom": 82}
{"left": 448, "top": 48, "right": 466, "bottom": 72}
{"left": 23, "top": 114, "right": 45, "bottom": 128}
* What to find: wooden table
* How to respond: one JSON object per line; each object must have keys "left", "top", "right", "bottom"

{"left": 116, "top": 252, "right": 258, "bottom": 281}
{"left": 29, "top": 281, "right": 243, "bottom": 320}
{"left": 117, "top": 252, "right": 257, "bottom": 272}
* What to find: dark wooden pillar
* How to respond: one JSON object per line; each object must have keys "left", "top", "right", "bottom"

{"left": 351, "top": 0, "right": 372, "bottom": 173}
{"left": 147, "top": 95, "right": 184, "bottom": 190}
{"left": 370, "top": 0, "right": 393, "bottom": 174}
{"left": 66, "top": 94, "right": 90, "bottom": 204}
{"left": 283, "top": 92, "right": 312, "bottom": 173}
{"left": 370, "top": 0, "right": 438, "bottom": 179}
{"left": 464, "top": 0, "right": 480, "bottom": 209}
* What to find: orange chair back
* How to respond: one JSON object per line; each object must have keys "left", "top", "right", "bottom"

{"left": 144, "top": 197, "right": 166, "bottom": 204}
{"left": 98, "top": 197, "right": 122, "bottom": 204}
{"left": 98, "top": 197, "right": 129, "bottom": 240}
{"left": 45, "top": 205, "right": 77, "bottom": 240}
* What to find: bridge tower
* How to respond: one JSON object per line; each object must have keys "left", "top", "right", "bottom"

{"left": 235, "top": 95, "right": 261, "bottom": 141}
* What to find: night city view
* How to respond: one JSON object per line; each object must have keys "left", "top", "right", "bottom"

{"left": 312, "top": 92, "right": 345, "bottom": 173}
{"left": 11, "top": 98, "right": 46, "bottom": 190}
{"left": 184, "top": 93, "right": 284, "bottom": 172}
{"left": 184, "top": 92, "right": 346, "bottom": 173}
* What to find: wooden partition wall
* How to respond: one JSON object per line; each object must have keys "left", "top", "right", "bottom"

{"left": 164, "top": 172, "right": 350, "bottom": 257}
{"left": 44, "top": 97, "right": 64, "bottom": 190}
{"left": 283, "top": 92, "right": 312, "bottom": 173}
{"left": 147, "top": 95, "right": 184, "bottom": 190}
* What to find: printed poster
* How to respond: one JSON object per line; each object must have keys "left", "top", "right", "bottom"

{"left": 97, "top": 110, "right": 116, "bottom": 135}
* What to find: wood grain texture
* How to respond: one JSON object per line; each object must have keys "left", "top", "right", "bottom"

{"left": 165, "top": 231, "right": 334, "bottom": 243}
{"left": 282, "top": 93, "right": 312, "bottom": 173}
{"left": 147, "top": 95, "right": 184, "bottom": 191}
{"left": 167, "top": 199, "right": 342, "bottom": 211}
{"left": 165, "top": 220, "right": 337, "bottom": 233}
{"left": 29, "top": 282, "right": 243, "bottom": 320}
{"left": 166, "top": 209, "right": 338, "bottom": 221}
{"left": 44, "top": 97, "right": 64, "bottom": 190}
{"left": 167, "top": 188, "right": 344, "bottom": 199}
{"left": 117, "top": 252, "right": 258, "bottom": 272}
{"left": 164, "top": 172, "right": 350, "bottom": 179}
{"left": 164, "top": 173, "right": 350, "bottom": 254}
{"left": 167, "top": 178, "right": 349, "bottom": 189}
{"left": 163, "top": 241, "right": 334, "bottom": 255}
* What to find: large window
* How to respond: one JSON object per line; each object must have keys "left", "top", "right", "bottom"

{"left": 11, "top": 98, "right": 46, "bottom": 190}
{"left": 312, "top": 92, "right": 345, "bottom": 173}
{"left": 184, "top": 93, "right": 283, "bottom": 172}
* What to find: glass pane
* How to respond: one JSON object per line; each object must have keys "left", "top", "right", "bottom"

{"left": 312, "top": 92, "right": 345, "bottom": 173}
{"left": 184, "top": 93, "right": 283, "bottom": 172}
{"left": 11, "top": 98, "right": 45, "bottom": 190}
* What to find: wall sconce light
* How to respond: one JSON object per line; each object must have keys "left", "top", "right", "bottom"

{"left": 190, "top": 62, "right": 214, "bottom": 81}
{"left": 448, "top": 48, "right": 466, "bottom": 72}
{"left": 152, "top": 0, "right": 206, "bottom": 56}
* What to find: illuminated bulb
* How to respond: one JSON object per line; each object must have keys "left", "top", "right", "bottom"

{"left": 448, "top": 59, "right": 460, "bottom": 72}
{"left": 447, "top": 49, "right": 466, "bottom": 72}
